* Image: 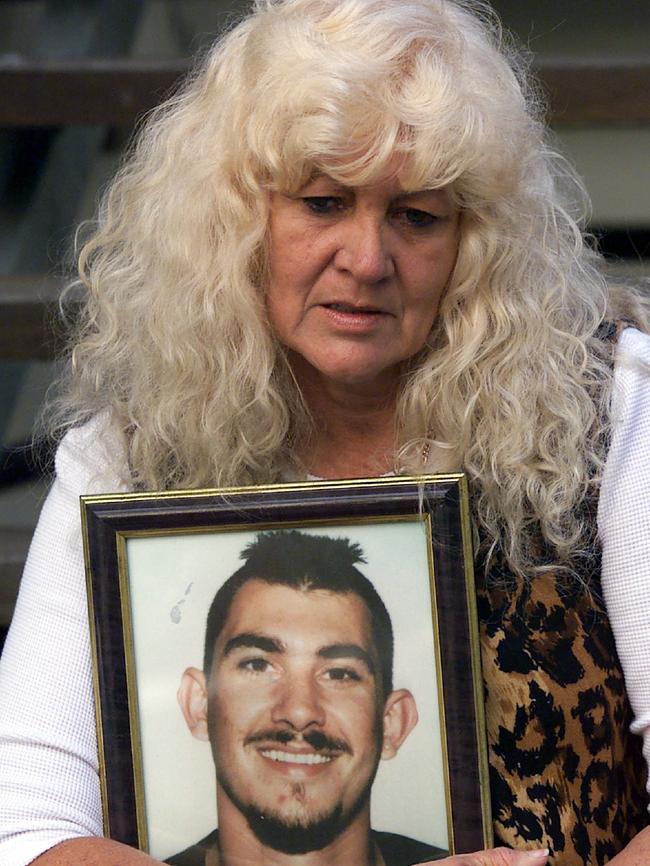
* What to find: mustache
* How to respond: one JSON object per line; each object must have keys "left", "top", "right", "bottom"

{"left": 245, "top": 728, "right": 352, "bottom": 755}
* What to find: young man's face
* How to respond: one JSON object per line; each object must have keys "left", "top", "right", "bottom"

{"left": 207, "top": 580, "right": 387, "bottom": 850}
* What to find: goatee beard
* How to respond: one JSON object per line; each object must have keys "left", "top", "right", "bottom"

{"left": 218, "top": 774, "right": 374, "bottom": 855}
{"left": 244, "top": 802, "right": 347, "bottom": 855}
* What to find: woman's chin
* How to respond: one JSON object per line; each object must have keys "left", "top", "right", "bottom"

{"left": 314, "top": 364, "right": 402, "bottom": 394}
{"left": 286, "top": 347, "right": 406, "bottom": 395}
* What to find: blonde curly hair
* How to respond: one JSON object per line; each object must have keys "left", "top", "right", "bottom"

{"left": 50, "top": 0, "right": 648, "bottom": 576}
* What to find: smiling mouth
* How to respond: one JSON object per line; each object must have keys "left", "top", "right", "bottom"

{"left": 260, "top": 749, "right": 334, "bottom": 765}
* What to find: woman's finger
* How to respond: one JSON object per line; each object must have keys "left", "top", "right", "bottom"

{"left": 418, "top": 847, "right": 549, "bottom": 866}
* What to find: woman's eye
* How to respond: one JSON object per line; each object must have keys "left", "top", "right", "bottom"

{"left": 302, "top": 196, "right": 344, "bottom": 215}
{"left": 395, "top": 207, "right": 437, "bottom": 229}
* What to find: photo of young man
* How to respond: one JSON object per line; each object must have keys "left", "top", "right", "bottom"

{"left": 169, "top": 531, "right": 447, "bottom": 866}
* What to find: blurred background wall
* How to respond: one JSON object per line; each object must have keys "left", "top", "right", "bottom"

{"left": 0, "top": 0, "right": 648, "bottom": 647}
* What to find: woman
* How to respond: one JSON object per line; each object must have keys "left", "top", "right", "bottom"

{"left": 1, "top": 0, "right": 649, "bottom": 864}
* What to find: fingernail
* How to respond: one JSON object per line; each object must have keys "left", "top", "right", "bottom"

{"left": 523, "top": 851, "right": 549, "bottom": 861}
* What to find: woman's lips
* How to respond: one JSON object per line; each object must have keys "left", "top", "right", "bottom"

{"left": 319, "top": 302, "right": 390, "bottom": 330}
{"left": 326, "top": 302, "right": 383, "bottom": 313}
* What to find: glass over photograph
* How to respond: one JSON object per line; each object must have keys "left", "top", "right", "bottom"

{"left": 123, "top": 521, "right": 449, "bottom": 864}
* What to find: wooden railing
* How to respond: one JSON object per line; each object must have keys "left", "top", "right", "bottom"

{"left": 1, "top": 57, "right": 649, "bottom": 128}
{"left": 537, "top": 57, "right": 650, "bottom": 126}
{"left": 0, "top": 275, "right": 65, "bottom": 361}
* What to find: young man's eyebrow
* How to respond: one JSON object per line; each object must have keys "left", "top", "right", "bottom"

{"left": 318, "top": 643, "right": 376, "bottom": 675}
{"left": 222, "top": 633, "right": 284, "bottom": 656}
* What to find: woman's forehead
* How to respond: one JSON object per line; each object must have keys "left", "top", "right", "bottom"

{"left": 271, "top": 150, "right": 454, "bottom": 196}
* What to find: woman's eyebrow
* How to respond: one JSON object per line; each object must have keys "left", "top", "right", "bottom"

{"left": 222, "top": 632, "right": 284, "bottom": 656}
{"left": 397, "top": 188, "right": 449, "bottom": 202}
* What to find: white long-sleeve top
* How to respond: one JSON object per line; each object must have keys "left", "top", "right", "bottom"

{"left": 1, "top": 327, "right": 649, "bottom": 866}
{"left": 598, "top": 327, "right": 650, "bottom": 788}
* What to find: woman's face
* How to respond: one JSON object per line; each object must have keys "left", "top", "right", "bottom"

{"left": 266, "top": 164, "right": 460, "bottom": 393}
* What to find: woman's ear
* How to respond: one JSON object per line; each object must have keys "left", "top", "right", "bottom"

{"left": 380, "top": 688, "right": 419, "bottom": 760}
{"left": 177, "top": 666, "right": 210, "bottom": 741}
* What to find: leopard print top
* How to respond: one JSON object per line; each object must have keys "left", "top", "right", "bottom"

{"left": 477, "top": 552, "right": 648, "bottom": 864}
{"left": 475, "top": 322, "right": 648, "bottom": 864}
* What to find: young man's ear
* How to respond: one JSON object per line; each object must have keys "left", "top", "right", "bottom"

{"left": 177, "top": 667, "right": 209, "bottom": 741}
{"left": 380, "top": 689, "right": 419, "bottom": 760}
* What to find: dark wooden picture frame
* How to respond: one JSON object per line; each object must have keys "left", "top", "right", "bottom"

{"left": 81, "top": 474, "right": 491, "bottom": 862}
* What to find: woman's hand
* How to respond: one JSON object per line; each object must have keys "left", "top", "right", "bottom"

{"left": 420, "top": 848, "right": 549, "bottom": 866}
{"left": 34, "top": 840, "right": 551, "bottom": 866}
{"left": 32, "top": 837, "right": 164, "bottom": 865}
{"left": 603, "top": 826, "right": 650, "bottom": 865}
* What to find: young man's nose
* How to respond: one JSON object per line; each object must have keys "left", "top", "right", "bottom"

{"left": 270, "top": 675, "right": 326, "bottom": 730}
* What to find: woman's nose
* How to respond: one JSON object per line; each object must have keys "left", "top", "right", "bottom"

{"left": 334, "top": 214, "right": 395, "bottom": 284}
{"left": 270, "top": 674, "right": 326, "bottom": 731}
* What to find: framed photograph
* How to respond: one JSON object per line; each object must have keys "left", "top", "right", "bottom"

{"left": 81, "top": 474, "right": 491, "bottom": 865}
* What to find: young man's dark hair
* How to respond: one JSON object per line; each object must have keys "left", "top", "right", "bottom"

{"left": 202, "top": 530, "right": 394, "bottom": 696}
